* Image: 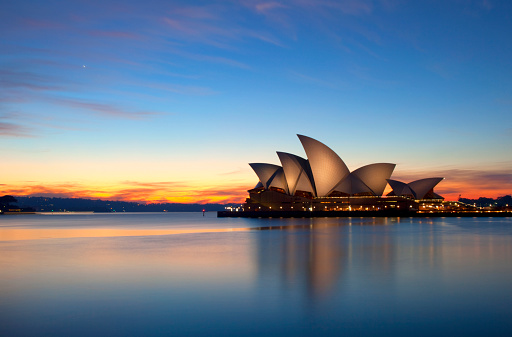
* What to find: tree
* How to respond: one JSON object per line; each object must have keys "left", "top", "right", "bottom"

{"left": 0, "top": 195, "right": 18, "bottom": 210}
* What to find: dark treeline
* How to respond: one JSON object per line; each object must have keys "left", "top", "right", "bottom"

{"left": 13, "top": 196, "right": 236, "bottom": 212}
{"left": 0, "top": 195, "right": 20, "bottom": 211}
{"left": 459, "top": 195, "right": 512, "bottom": 207}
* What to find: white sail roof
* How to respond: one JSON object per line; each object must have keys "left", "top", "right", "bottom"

{"left": 267, "top": 167, "right": 289, "bottom": 193}
{"left": 276, "top": 152, "right": 315, "bottom": 195}
{"left": 248, "top": 163, "right": 281, "bottom": 189}
{"left": 333, "top": 174, "right": 373, "bottom": 195}
{"left": 387, "top": 179, "right": 414, "bottom": 197}
{"left": 351, "top": 163, "right": 396, "bottom": 196}
{"left": 297, "top": 134, "right": 349, "bottom": 197}
{"left": 408, "top": 178, "right": 444, "bottom": 199}
{"left": 387, "top": 178, "right": 443, "bottom": 199}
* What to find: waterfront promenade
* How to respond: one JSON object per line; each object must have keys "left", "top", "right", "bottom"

{"left": 218, "top": 210, "right": 512, "bottom": 218}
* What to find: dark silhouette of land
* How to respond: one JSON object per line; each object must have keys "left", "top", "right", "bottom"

{"left": 0, "top": 195, "right": 20, "bottom": 212}
{"left": 3, "top": 195, "right": 510, "bottom": 214}
{"left": 459, "top": 195, "right": 512, "bottom": 208}
{"left": 9, "top": 196, "right": 236, "bottom": 213}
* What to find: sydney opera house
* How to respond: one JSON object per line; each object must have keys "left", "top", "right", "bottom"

{"left": 244, "top": 135, "right": 445, "bottom": 213}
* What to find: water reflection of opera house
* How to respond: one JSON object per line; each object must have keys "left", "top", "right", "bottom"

{"left": 245, "top": 135, "right": 447, "bottom": 213}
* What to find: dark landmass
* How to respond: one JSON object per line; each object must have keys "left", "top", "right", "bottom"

{"left": 0, "top": 195, "right": 29, "bottom": 213}
{"left": 12, "top": 196, "right": 236, "bottom": 213}
{"left": 459, "top": 195, "right": 512, "bottom": 208}
{"left": 3, "top": 195, "right": 511, "bottom": 214}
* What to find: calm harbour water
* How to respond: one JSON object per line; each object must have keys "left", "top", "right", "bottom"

{"left": 1, "top": 213, "right": 512, "bottom": 336}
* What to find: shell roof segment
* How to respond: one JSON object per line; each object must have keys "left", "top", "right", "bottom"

{"left": 297, "top": 134, "right": 350, "bottom": 197}
{"left": 276, "top": 152, "right": 315, "bottom": 196}
{"left": 387, "top": 179, "right": 415, "bottom": 197}
{"left": 408, "top": 178, "right": 444, "bottom": 199}
{"left": 333, "top": 174, "right": 373, "bottom": 195}
{"left": 351, "top": 163, "right": 396, "bottom": 196}
{"left": 248, "top": 163, "right": 282, "bottom": 189}
{"left": 387, "top": 178, "right": 444, "bottom": 199}
{"left": 267, "top": 167, "right": 289, "bottom": 194}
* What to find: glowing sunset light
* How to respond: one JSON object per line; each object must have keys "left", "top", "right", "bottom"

{"left": 1, "top": 1, "right": 511, "bottom": 202}
{"left": 0, "top": 180, "right": 250, "bottom": 204}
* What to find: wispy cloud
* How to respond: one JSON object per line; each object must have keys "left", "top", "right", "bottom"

{"left": 0, "top": 67, "right": 161, "bottom": 121}
{"left": 21, "top": 18, "right": 65, "bottom": 30}
{"left": 482, "top": 0, "right": 494, "bottom": 11}
{"left": 183, "top": 184, "right": 251, "bottom": 204}
{"left": 141, "top": 81, "right": 217, "bottom": 96}
{"left": 219, "top": 168, "right": 246, "bottom": 176}
{"left": 160, "top": 3, "right": 284, "bottom": 49}
{"left": 1, "top": 181, "right": 249, "bottom": 204}
{"left": 0, "top": 69, "right": 63, "bottom": 92}
{"left": 88, "top": 30, "right": 142, "bottom": 40}
{"left": 0, "top": 184, "right": 97, "bottom": 199}
{"left": 254, "top": 2, "right": 287, "bottom": 13}
{"left": 243, "top": 0, "right": 374, "bottom": 27}
{"left": 46, "top": 97, "right": 160, "bottom": 120}
{"left": 298, "top": 0, "right": 373, "bottom": 15}
{"left": 392, "top": 167, "right": 512, "bottom": 200}
{"left": 164, "top": 47, "right": 252, "bottom": 69}
{"left": 0, "top": 122, "right": 34, "bottom": 138}
{"left": 288, "top": 70, "right": 348, "bottom": 89}
{"left": 239, "top": 0, "right": 387, "bottom": 58}
{"left": 3, "top": 165, "right": 510, "bottom": 204}
{"left": 348, "top": 65, "right": 400, "bottom": 86}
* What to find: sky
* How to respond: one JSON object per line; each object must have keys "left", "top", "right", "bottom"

{"left": 1, "top": 0, "right": 511, "bottom": 203}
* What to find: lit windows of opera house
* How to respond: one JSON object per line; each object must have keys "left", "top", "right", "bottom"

{"left": 245, "top": 135, "right": 445, "bottom": 212}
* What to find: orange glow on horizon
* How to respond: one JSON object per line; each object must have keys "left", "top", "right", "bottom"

{"left": 2, "top": 181, "right": 510, "bottom": 204}
{"left": 0, "top": 181, "right": 250, "bottom": 204}
{"left": 2, "top": 166, "right": 511, "bottom": 204}
{"left": 391, "top": 169, "right": 512, "bottom": 201}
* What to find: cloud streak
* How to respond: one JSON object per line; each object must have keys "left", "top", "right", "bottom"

{"left": 47, "top": 97, "right": 160, "bottom": 120}
{"left": 0, "top": 122, "right": 34, "bottom": 138}
{"left": 161, "top": 4, "right": 283, "bottom": 49}
{"left": 1, "top": 181, "right": 250, "bottom": 204}
{"left": 3, "top": 165, "right": 511, "bottom": 205}
{"left": 392, "top": 167, "right": 512, "bottom": 200}
{"left": 0, "top": 68, "right": 162, "bottom": 122}
{"left": 0, "top": 69, "right": 63, "bottom": 92}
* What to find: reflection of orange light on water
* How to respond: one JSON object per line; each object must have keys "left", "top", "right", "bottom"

{"left": 0, "top": 227, "right": 251, "bottom": 241}
{"left": 1, "top": 229, "right": 258, "bottom": 287}
{"left": 308, "top": 228, "right": 343, "bottom": 296}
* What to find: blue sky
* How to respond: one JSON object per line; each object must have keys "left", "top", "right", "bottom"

{"left": 1, "top": 0, "right": 511, "bottom": 202}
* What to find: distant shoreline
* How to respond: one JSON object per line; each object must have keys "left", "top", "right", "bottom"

{"left": 1, "top": 211, "right": 211, "bottom": 215}
{"left": 218, "top": 210, "right": 512, "bottom": 218}
{"left": 1, "top": 212, "right": 37, "bottom": 215}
